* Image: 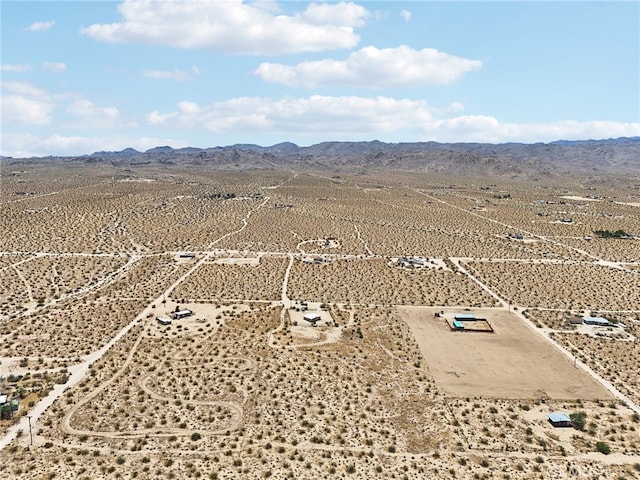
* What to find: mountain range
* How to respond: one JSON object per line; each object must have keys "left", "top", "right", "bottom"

{"left": 3, "top": 137, "right": 639, "bottom": 177}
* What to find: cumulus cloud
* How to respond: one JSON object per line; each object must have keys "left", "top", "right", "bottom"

{"left": 67, "top": 99, "right": 118, "bottom": 120}
{"left": 407, "top": 116, "right": 640, "bottom": 144}
{"left": 43, "top": 62, "right": 67, "bottom": 73}
{"left": 1, "top": 64, "right": 32, "bottom": 72}
{"left": 143, "top": 68, "right": 193, "bottom": 81}
{"left": 81, "top": 0, "right": 367, "bottom": 55}
{"left": 147, "top": 96, "right": 432, "bottom": 136}
{"left": 144, "top": 95, "right": 640, "bottom": 144}
{"left": 0, "top": 80, "right": 136, "bottom": 130}
{"left": 66, "top": 99, "right": 136, "bottom": 129}
{"left": 1, "top": 81, "right": 53, "bottom": 125}
{"left": 400, "top": 9, "right": 411, "bottom": 22}
{"left": 300, "top": 2, "right": 368, "bottom": 27}
{"left": 254, "top": 45, "right": 482, "bottom": 88}
{"left": 25, "top": 20, "right": 55, "bottom": 32}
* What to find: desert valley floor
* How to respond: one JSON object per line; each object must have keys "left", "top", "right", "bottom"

{"left": 0, "top": 163, "right": 639, "bottom": 479}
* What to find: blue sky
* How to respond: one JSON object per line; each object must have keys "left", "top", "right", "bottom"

{"left": 1, "top": 0, "right": 639, "bottom": 157}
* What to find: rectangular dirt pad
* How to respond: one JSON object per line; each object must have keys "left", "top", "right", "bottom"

{"left": 400, "top": 307, "right": 611, "bottom": 400}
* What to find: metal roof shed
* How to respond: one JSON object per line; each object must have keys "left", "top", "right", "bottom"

{"left": 548, "top": 412, "right": 572, "bottom": 427}
{"left": 454, "top": 313, "right": 476, "bottom": 320}
{"left": 303, "top": 313, "right": 321, "bottom": 323}
{"left": 583, "top": 316, "right": 610, "bottom": 326}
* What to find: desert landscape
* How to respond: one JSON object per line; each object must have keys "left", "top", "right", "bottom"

{"left": 1, "top": 156, "right": 639, "bottom": 479}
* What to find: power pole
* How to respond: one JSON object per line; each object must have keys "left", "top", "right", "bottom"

{"left": 27, "top": 415, "right": 33, "bottom": 446}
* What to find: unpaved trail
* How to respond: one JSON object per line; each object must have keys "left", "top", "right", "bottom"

{"left": 281, "top": 253, "right": 294, "bottom": 308}
{"left": 354, "top": 224, "right": 373, "bottom": 255}
{"left": 0, "top": 303, "right": 145, "bottom": 450}
{"left": 207, "top": 197, "right": 270, "bottom": 249}
{"left": 61, "top": 332, "right": 144, "bottom": 437}
{"left": 6, "top": 255, "right": 140, "bottom": 323}
{"left": 10, "top": 263, "right": 33, "bottom": 304}
{"left": 0, "top": 178, "right": 289, "bottom": 450}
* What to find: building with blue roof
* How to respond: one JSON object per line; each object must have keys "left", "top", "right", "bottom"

{"left": 548, "top": 412, "right": 572, "bottom": 427}
{"left": 452, "top": 320, "right": 464, "bottom": 330}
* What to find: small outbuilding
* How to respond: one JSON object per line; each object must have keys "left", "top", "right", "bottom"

{"left": 548, "top": 412, "right": 572, "bottom": 428}
{"left": 156, "top": 316, "right": 172, "bottom": 325}
{"left": 452, "top": 320, "right": 464, "bottom": 330}
{"left": 173, "top": 309, "right": 193, "bottom": 320}
{"left": 566, "top": 316, "right": 583, "bottom": 325}
{"left": 454, "top": 313, "right": 476, "bottom": 321}
{"left": 303, "top": 313, "right": 321, "bottom": 323}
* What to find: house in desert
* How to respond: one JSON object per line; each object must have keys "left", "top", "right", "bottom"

{"left": 548, "top": 412, "right": 572, "bottom": 428}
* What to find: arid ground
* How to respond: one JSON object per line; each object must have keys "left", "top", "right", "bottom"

{"left": 1, "top": 163, "right": 639, "bottom": 479}
{"left": 401, "top": 307, "right": 612, "bottom": 400}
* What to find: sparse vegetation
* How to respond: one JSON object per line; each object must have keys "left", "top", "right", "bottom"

{"left": 1, "top": 166, "right": 639, "bottom": 480}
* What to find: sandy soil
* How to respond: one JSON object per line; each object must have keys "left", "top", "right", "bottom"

{"left": 1, "top": 167, "right": 640, "bottom": 479}
{"left": 560, "top": 195, "right": 601, "bottom": 202}
{"left": 401, "top": 306, "right": 612, "bottom": 400}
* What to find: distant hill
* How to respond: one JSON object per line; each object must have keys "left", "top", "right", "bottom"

{"left": 86, "top": 147, "right": 142, "bottom": 158}
{"left": 3, "top": 137, "right": 639, "bottom": 177}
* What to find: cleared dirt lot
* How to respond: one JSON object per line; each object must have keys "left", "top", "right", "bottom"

{"left": 401, "top": 306, "right": 612, "bottom": 400}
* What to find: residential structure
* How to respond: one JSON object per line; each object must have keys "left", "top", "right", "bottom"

{"left": 548, "top": 412, "right": 572, "bottom": 427}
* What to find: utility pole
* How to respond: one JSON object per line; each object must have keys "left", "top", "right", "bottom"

{"left": 27, "top": 415, "right": 33, "bottom": 446}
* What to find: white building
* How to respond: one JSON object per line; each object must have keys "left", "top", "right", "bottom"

{"left": 303, "top": 313, "right": 321, "bottom": 323}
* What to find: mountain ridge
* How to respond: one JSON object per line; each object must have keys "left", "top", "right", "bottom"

{"left": 3, "top": 137, "right": 639, "bottom": 177}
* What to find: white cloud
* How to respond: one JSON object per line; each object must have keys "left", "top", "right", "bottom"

{"left": 251, "top": 0, "right": 282, "bottom": 15}
{"left": 1, "top": 81, "right": 48, "bottom": 97}
{"left": 25, "top": 20, "right": 55, "bottom": 32}
{"left": 143, "top": 69, "right": 193, "bottom": 81}
{"left": 0, "top": 81, "right": 135, "bottom": 130}
{"left": 431, "top": 101, "right": 466, "bottom": 116}
{"left": 400, "top": 9, "right": 411, "bottom": 22}
{"left": 146, "top": 95, "right": 433, "bottom": 135}
{"left": 415, "top": 117, "right": 640, "bottom": 144}
{"left": 147, "top": 110, "right": 176, "bottom": 125}
{"left": 43, "top": 62, "right": 67, "bottom": 73}
{"left": 67, "top": 99, "right": 118, "bottom": 120}
{"left": 255, "top": 45, "right": 482, "bottom": 88}
{"left": 1, "top": 133, "right": 187, "bottom": 158}
{"left": 66, "top": 99, "right": 136, "bottom": 129}
{"left": 300, "top": 2, "right": 368, "bottom": 27}
{"left": 145, "top": 95, "right": 640, "bottom": 144}
{"left": 1, "top": 96, "right": 53, "bottom": 126}
{"left": 81, "top": 0, "right": 367, "bottom": 55}
{"left": 1, "top": 64, "right": 32, "bottom": 72}
{"left": 1, "top": 81, "right": 53, "bottom": 125}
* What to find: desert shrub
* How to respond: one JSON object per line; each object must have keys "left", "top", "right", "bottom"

{"left": 570, "top": 412, "right": 587, "bottom": 431}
